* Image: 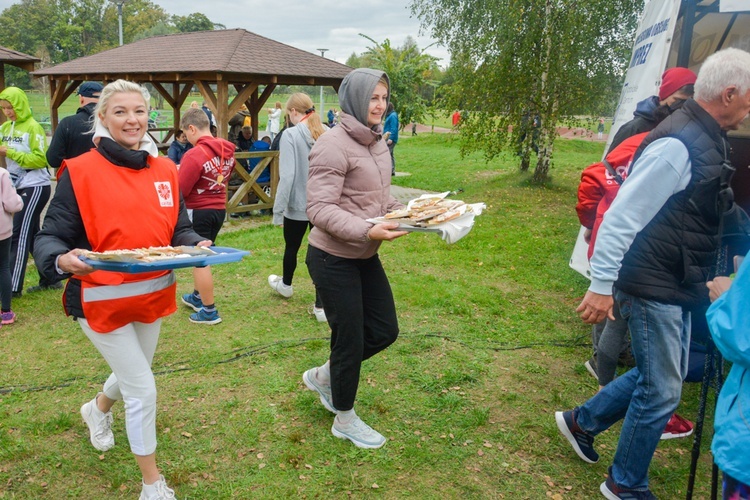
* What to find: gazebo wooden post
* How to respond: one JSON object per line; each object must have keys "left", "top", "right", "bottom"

{"left": 216, "top": 79, "right": 229, "bottom": 140}
{"left": 250, "top": 87, "right": 260, "bottom": 140}
{"left": 49, "top": 79, "right": 58, "bottom": 128}
{"left": 0, "top": 65, "right": 5, "bottom": 124}
{"left": 172, "top": 83, "right": 180, "bottom": 136}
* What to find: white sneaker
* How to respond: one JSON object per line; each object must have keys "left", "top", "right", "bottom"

{"left": 268, "top": 274, "right": 293, "bottom": 298}
{"left": 331, "top": 413, "right": 386, "bottom": 449}
{"left": 80, "top": 394, "right": 114, "bottom": 451}
{"left": 303, "top": 367, "right": 337, "bottom": 413}
{"left": 139, "top": 475, "right": 176, "bottom": 500}
{"left": 311, "top": 304, "right": 327, "bottom": 323}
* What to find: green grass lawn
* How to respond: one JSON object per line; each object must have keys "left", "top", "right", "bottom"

{"left": 1, "top": 134, "right": 714, "bottom": 498}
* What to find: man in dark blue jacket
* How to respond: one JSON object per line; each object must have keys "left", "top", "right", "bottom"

{"left": 46, "top": 81, "right": 102, "bottom": 170}
{"left": 557, "top": 48, "right": 750, "bottom": 499}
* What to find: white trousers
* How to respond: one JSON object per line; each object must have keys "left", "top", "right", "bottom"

{"left": 79, "top": 318, "right": 161, "bottom": 456}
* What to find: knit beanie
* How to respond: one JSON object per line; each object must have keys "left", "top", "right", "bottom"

{"left": 659, "top": 67, "right": 697, "bottom": 101}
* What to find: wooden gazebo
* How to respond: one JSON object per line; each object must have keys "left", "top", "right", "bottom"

{"left": 32, "top": 29, "right": 352, "bottom": 215}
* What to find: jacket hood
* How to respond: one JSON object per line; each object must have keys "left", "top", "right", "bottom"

{"left": 195, "top": 135, "right": 236, "bottom": 162}
{"left": 338, "top": 68, "right": 390, "bottom": 129}
{"left": 633, "top": 95, "right": 660, "bottom": 121}
{"left": 293, "top": 120, "right": 316, "bottom": 148}
{"left": 0, "top": 87, "right": 33, "bottom": 122}
{"left": 604, "top": 131, "right": 648, "bottom": 166}
{"left": 92, "top": 120, "right": 159, "bottom": 157}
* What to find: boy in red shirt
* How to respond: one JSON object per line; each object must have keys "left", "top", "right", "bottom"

{"left": 178, "top": 108, "right": 236, "bottom": 324}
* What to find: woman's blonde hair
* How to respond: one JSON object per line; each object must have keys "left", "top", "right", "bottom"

{"left": 92, "top": 79, "right": 150, "bottom": 133}
{"left": 285, "top": 93, "right": 326, "bottom": 140}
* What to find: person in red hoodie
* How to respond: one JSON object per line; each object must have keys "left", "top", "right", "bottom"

{"left": 178, "top": 107, "right": 236, "bottom": 324}
{"left": 576, "top": 128, "right": 694, "bottom": 440}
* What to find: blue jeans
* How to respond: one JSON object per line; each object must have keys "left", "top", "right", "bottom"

{"left": 576, "top": 289, "right": 691, "bottom": 490}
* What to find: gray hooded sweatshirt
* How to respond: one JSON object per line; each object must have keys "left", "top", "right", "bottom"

{"left": 306, "top": 68, "right": 404, "bottom": 259}
{"left": 273, "top": 120, "right": 320, "bottom": 225}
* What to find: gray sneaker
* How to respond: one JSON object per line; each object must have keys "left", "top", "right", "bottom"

{"left": 332, "top": 414, "right": 386, "bottom": 449}
{"left": 303, "top": 368, "right": 337, "bottom": 413}
{"left": 80, "top": 394, "right": 114, "bottom": 451}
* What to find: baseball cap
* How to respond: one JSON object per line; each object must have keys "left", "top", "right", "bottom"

{"left": 77, "top": 82, "right": 103, "bottom": 98}
{"left": 659, "top": 68, "right": 697, "bottom": 101}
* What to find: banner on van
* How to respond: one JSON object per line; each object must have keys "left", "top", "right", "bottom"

{"left": 721, "top": 0, "right": 750, "bottom": 13}
{"left": 605, "top": 1, "right": 681, "bottom": 154}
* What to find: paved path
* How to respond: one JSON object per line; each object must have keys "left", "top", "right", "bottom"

{"left": 390, "top": 181, "right": 435, "bottom": 205}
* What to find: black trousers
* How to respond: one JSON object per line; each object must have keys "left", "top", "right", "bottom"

{"left": 283, "top": 218, "right": 322, "bottom": 307}
{"left": 11, "top": 185, "right": 51, "bottom": 293}
{"left": 306, "top": 245, "right": 399, "bottom": 411}
{"left": 0, "top": 236, "right": 11, "bottom": 310}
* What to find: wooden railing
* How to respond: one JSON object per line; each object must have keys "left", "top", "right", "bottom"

{"left": 226, "top": 150, "right": 279, "bottom": 216}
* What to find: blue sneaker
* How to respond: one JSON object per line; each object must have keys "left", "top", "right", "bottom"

{"left": 189, "top": 308, "right": 222, "bottom": 325}
{"left": 181, "top": 293, "right": 202, "bottom": 312}
{"left": 600, "top": 469, "right": 657, "bottom": 499}
{"left": 555, "top": 409, "right": 599, "bottom": 464}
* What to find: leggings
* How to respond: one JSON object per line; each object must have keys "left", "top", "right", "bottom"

{"left": 79, "top": 318, "right": 161, "bottom": 456}
{"left": 595, "top": 300, "right": 630, "bottom": 386}
{"left": 11, "top": 185, "right": 51, "bottom": 293}
{"left": 283, "top": 217, "right": 321, "bottom": 308}
{"left": 0, "top": 237, "right": 11, "bottom": 311}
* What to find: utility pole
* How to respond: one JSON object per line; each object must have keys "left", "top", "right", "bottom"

{"left": 317, "top": 48, "right": 329, "bottom": 119}
{"left": 109, "top": 0, "right": 128, "bottom": 46}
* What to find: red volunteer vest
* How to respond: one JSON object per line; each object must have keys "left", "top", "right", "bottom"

{"left": 63, "top": 150, "right": 180, "bottom": 333}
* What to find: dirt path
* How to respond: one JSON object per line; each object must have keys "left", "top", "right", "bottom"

{"left": 407, "top": 123, "right": 610, "bottom": 143}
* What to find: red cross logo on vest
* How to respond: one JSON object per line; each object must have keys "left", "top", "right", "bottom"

{"left": 155, "top": 181, "right": 174, "bottom": 207}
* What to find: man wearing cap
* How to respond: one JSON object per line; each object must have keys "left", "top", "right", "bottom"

{"left": 585, "top": 66, "right": 698, "bottom": 397}
{"left": 46, "top": 81, "right": 102, "bottom": 170}
{"left": 608, "top": 67, "right": 697, "bottom": 153}
{"left": 557, "top": 48, "right": 750, "bottom": 498}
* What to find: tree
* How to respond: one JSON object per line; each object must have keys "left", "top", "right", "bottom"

{"left": 0, "top": 0, "right": 222, "bottom": 87}
{"left": 411, "top": 0, "right": 643, "bottom": 182}
{"left": 172, "top": 12, "right": 215, "bottom": 32}
{"left": 356, "top": 35, "right": 441, "bottom": 127}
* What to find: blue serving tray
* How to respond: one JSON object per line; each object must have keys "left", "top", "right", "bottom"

{"left": 79, "top": 246, "right": 250, "bottom": 273}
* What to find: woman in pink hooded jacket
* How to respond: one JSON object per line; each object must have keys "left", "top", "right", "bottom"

{"left": 302, "top": 68, "right": 407, "bottom": 449}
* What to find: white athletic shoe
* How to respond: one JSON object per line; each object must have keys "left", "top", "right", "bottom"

{"left": 139, "top": 475, "right": 176, "bottom": 500}
{"left": 311, "top": 304, "right": 327, "bottom": 323}
{"left": 303, "top": 367, "right": 337, "bottom": 413}
{"left": 268, "top": 274, "right": 293, "bottom": 298}
{"left": 80, "top": 394, "right": 114, "bottom": 452}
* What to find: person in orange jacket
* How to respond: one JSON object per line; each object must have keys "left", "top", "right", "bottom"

{"left": 34, "top": 80, "right": 208, "bottom": 500}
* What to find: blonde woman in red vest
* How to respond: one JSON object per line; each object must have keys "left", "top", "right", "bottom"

{"left": 34, "top": 80, "right": 208, "bottom": 500}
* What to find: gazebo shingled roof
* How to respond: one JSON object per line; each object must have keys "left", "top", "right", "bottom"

{"left": 0, "top": 45, "right": 40, "bottom": 123}
{"left": 0, "top": 46, "right": 40, "bottom": 73}
{"left": 32, "top": 29, "right": 352, "bottom": 140}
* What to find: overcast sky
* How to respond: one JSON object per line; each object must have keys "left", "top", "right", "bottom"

{"left": 0, "top": 0, "right": 450, "bottom": 66}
